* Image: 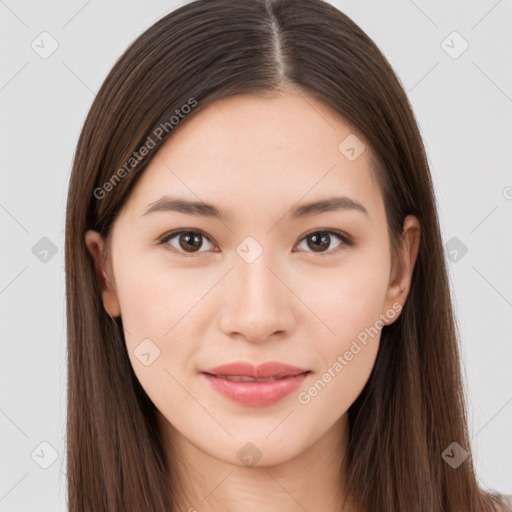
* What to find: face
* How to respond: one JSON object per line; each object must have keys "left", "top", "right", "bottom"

{"left": 86, "top": 92, "right": 419, "bottom": 467}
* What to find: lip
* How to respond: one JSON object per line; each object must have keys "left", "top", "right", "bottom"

{"left": 200, "top": 361, "right": 311, "bottom": 407}
{"left": 202, "top": 361, "right": 310, "bottom": 379}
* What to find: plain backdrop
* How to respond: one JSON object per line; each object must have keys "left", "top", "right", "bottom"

{"left": 1, "top": 0, "right": 511, "bottom": 510}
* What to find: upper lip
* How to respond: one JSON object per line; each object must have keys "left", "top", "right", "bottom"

{"left": 202, "top": 361, "right": 310, "bottom": 379}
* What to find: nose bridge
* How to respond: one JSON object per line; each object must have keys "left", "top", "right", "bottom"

{"left": 218, "top": 245, "right": 294, "bottom": 341}
{"left": 236, "top": 251, "right": 278, "bottom": 302}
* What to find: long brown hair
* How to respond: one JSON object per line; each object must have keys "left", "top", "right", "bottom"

{"left": 65, "top": 0, "right": 506, "bottom": 510}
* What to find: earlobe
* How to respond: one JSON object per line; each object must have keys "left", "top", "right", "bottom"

{"left": 84, "top": 230, "right": 121, "bottom": 318}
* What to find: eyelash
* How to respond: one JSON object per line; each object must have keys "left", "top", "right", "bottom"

{"left": 156, "top": 228, "right": 354, "bottom": 257}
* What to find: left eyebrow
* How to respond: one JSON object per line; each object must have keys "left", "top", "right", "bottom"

{"left": 142, "top": 195, "right": 368, "bottom": 222}
{"left": 290, "top": 196, "right": 368, "bottom": 218}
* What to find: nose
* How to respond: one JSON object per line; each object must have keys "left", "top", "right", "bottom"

{"left": 217, "top": 254, "right": 296, "bottom": 343}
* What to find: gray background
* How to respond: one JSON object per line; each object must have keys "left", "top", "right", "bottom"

{"left": 1, "top": 0, "right": 511, "bottom": 510}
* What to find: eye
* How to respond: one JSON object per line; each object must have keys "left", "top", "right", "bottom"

{"left": 157, "top": 228, "right": 353, "bottom": 257}
{"left": 295, "top": 229, "right": 353, "bottom": 254}
{"left": 158, "top": 229, "right": 217, "bottom": 256}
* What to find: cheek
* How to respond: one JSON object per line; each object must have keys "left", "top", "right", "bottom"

{"left": 112, "top": 253, "right": 188, "bottom": 377}
{"left": 309, "top": 252, "right": 390, "bottom": 342}
{"left": 115, "top": 263, "right": 198, "bottom": 416}
{"left": 297, "top": 337, "right": 379, "bottom": 433}
{"left": 114, "top": 249, "right": 188, "bottom": 336}
{"left": 298, "top": 278, "right": 384, "bottom": 418}
{"left": 301, "top": 254, "right": 388, "bottom": 400}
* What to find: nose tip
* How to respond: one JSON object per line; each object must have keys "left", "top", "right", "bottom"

{"left": 217, "top": 261, "right": 295, "bottom": 343}
{"left": 238, "top": 329, "right": 286, "bottom": 344}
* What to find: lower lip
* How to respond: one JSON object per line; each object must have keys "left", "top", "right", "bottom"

{"left": 201, "top": 372, "right": 310, "bottom": 407}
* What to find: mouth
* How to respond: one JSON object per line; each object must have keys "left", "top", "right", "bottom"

{"left": 204, "top": 374, "right": 303, "bottom": 382}
{"left": 202, "top": 361, "right": 310, "bottom": 379}
{"left": 200, "top": 362, "right": 311, "bottom": 407}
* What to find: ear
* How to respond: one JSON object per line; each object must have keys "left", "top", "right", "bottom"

{"left": 84, "top": 230, "right": 121, "bottom": 318}
{"left": 382, "top": 215, "right": 421, "bottom": 324}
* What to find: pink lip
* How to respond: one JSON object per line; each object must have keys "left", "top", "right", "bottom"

{"left": 202, "top": 361, "right": 309, "bottom": 379}
{"left": 200, "top": 361, "right": 311, "bottom": 407}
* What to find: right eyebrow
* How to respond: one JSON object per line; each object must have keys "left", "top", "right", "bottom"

{"left": 143, "top": 196, "right": 232, "bottom": 222}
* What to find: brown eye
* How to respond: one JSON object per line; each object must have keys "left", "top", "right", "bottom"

{"left": 296, "top": 230, "right": 352, "bottom": 254}
{"left": 159, "top": 230, "right": 216, "bottom": 255}
{"left": 159, "top": 228, "right": 352, "bottom": 257}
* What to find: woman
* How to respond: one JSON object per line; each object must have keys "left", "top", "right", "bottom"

{"left": 64, "top": 0, "right": 511, "bottom": 510}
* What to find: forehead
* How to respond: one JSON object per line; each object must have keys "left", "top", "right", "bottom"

{"left": 121, "top": 92, "right": 383, "bottom": 224}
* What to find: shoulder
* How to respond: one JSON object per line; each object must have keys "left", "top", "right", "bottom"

{"left": 490, "top": 493, "right": 512, "bottom": 512}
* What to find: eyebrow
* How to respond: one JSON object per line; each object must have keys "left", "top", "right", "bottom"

{"left": 142, "top": 195, "right": 368, "bottom": 222}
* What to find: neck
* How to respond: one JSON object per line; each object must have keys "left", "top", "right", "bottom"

{"left": 157, "top": 411, "right": 357, "bottom": 512}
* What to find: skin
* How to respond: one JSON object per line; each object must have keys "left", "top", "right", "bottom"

{"left": 85, "top": 91, "right": 420, "bottom": 512}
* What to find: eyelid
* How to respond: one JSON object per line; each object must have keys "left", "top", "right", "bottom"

{"left": 157, "top": 228, "right": 354, "bottom": 256}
